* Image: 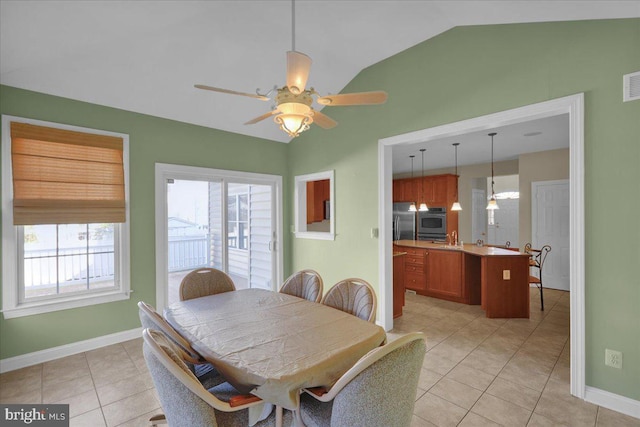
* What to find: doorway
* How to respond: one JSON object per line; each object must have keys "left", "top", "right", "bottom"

{"left": 378, "top": 93, "right": 585, "bottom": 398}
{"left": 155, "top": 163, "right": 283, "bottom": 310}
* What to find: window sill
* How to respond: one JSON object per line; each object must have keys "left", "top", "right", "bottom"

{"left": 1, "top": 291, "right": 130, "bottom": 319}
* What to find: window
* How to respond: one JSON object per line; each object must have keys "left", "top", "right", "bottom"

{"left": 2, "top": 115, "right": 130, "bottom": 318}
{"left": 227, "top": 193, "right": 248, "bottom": 250}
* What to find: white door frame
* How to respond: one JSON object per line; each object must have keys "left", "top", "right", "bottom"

{"left": 154, "top": 163, "right": 283, "bottom": 311}
{"left": 378, "top": 93, "right": 585, "bottom": 398}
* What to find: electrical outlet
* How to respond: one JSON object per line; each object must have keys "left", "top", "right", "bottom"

{"left": 502, "top": 270, "right": 510, "bottom": 280}
{"left": 605, "top": 349, "right": 622, "bottom": 369}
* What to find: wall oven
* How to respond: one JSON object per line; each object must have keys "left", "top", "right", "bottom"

{"left": 417, "top": 207, "right": 447, "bottom": 241}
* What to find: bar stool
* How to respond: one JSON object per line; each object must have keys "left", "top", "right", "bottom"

{"left": 524, "top": 243, "right": 552, "bottom": 310}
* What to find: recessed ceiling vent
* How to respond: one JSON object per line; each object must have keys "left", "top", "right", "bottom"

{"left": 623, "top": 71, "right": 640, "bottom": 102}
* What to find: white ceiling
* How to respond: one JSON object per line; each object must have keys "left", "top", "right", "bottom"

{"left": 391, "top": 114, "right": 570, "bottom": 175}
{"left": 1, "top": 1, "right": 638, "bottom": 146}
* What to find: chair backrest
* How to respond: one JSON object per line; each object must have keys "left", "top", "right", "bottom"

{"left": 138, "top": 301, "right": 201, "bottom": 363}
{"left": 321, "top": 278, "right": 377, "bottom": 323}
{"left": 179, "top": 268, "right": 236, "bottom": 301}
{"left": 307, "top": 332, "right": 426, "bottom": 427}
{"left": 524, "top": 243, "right": 552, "bottom": 269}
{"left": 279, "top": 269, "right": 324, "bottom": 303}
{"left": 142, "top": 328, "right": 260, "bottom": 427}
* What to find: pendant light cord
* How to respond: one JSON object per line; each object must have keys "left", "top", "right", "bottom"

{"left": 420, "top": 149, "right": 426, "bottom": 199}
{"left": 453, "top": 143, "right": 459, "bottom": 200}
{"left": 489, "top": 132, "right": 496, "bottom": 196}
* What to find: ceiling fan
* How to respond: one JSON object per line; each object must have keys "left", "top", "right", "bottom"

{"left": 194, "top": 0, "right": 388, "bottom": 138}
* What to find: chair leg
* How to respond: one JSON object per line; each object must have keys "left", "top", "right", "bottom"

{"left": 539, "top": 282, "right": 544, "bottom": 311}
{"left": 149, "top": 414, "right": 167, "bottom": 426}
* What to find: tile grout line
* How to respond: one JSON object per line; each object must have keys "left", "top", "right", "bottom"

{"left": 452, "top": 295, "right": 565, "bottom": 425}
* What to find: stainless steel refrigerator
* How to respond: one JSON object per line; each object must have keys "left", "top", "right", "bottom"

{"left": 393, "top": 202, "right": 416, "bottom": 241}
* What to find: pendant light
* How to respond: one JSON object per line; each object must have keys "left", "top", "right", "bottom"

{"left": 451, "top": 143, "right": 462, "bottom": 211}
{"left": 486, "top": 132, "right": 499, "bottom": 210}
{"left": 408, "top": 155, "right": 417, "bottom": 212}
{"left": 418, "top": 149, "right": 429, "bottom": 211}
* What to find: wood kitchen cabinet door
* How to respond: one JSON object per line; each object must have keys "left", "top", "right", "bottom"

{"left": 306, "top": 179, "right": 329, "bottom": 223}
{"left": 425, "top": 250, "right": 463, "bottom": 298}
{"left": 430, "top": 175, "right": 449, "bottom": 205}
{"left": 402, "top": 247, "right": 427, "bottom": 292}
{"left": 393, "top": 178, "right": 419, "bottom": 203}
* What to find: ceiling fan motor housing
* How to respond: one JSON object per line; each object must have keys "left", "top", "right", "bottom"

{"left": 276, "top": 86, "right": 313, "bottom": 109}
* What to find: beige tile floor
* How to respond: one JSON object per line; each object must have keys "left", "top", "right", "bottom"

{"left": 1, "top": 288, "right": 638, "bottom": 426}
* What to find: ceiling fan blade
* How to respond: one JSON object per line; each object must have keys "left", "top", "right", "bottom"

{"left": 286, "top": 51, "right": 312, "bottom": 94}
{"left": 194, "top": 84, "right": 269, "bottom": 101}
{"left": 316, "top": 91, "right": 388, "bottom": 106}
{"left": 244, "top": 110, "right": 278, "bottom": 125}
{"left": 312, "top": 110, "right": 338, "bottom": 129}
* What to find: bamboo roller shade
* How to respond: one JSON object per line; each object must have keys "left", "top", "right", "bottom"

{"left": 10, "top": 122, "right": 125, "bottom": 225}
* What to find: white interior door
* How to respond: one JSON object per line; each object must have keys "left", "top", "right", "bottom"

{"left": 471, "top": 189, "right": 487, "bottom": 243}
{"left": 532, "top": 179, "right": 570, "bottom": 291}
{"left": 488, "top": 198, "right": 519, "bottom": 247}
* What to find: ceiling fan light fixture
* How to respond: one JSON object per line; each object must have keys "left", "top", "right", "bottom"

{"left": 274, "top": 113, "right": 313, "bottom": 138}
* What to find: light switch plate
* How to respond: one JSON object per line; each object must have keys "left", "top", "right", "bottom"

{"left": 502, "top": 270, "right": 511, "bottom": 280}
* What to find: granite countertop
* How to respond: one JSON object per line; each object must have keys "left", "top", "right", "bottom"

{"left": 394, "top": 240, "right": 529, "bottom": 257}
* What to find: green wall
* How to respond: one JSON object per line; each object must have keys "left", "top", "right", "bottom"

{"left": 0, "top": 85, "right": 291, "bottom": 358}
{"left": 1, "top": 18, "right": 639, "bottom": 402}
{"left": 288, "top": 19, "right": 640, "bottom": 400}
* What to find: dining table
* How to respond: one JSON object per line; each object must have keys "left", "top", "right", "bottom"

{"left": 163, "top": 288, "right": 387, "bottom": 425}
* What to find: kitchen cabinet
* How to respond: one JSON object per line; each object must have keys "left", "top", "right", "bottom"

{"left": 306, "top": 179, "right": 330, "bottom": 223}
{"left": 393, "top": 178, "right": 420, "bottom": 203}
{"left": 425, "top": 249, "right": 463, "bottom": 300}
{"left": 419, "top": 174, "right": 456, "bottom": 206}
{"left": 393, "top": 174, "right": 459, "bottom": 232}
{"left": 399, "top": 246, "right": 427, "bottom": 292}
{"left": 393, "top": 252, "right": 406, "bottom": 318}
{"left": 393, "top": 240, "right": 530, "bottom": 317}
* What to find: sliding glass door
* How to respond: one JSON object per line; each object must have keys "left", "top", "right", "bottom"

{"left": 155, "top": 164, "right": 282, "bottom": 309}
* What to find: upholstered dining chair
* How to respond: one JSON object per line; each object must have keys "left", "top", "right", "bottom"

{"left": 321, "top": 278, "right": 377, "bottom": 323}
{"left": 524, "top": 243, "right": 552, "bottom": 311}
{"left": 179, "top": 268, "right": 235, "bottom": 301}
{"left": 279, "top": 269, "right": 324, "bottom": 303}
{"left": 137, "top": 301, "right": 223, "bottom": 389}
{"left": 143, "top": 328, "right": 281, "bottom": 427}
{"left": 299, "top": 332, "right": 426, "bottom": 427}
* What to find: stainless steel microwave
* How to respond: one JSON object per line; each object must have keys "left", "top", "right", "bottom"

{"left": 417, "top": 207, "right": 447, "bottom": 240}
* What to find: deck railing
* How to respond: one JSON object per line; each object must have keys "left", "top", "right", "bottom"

{"left": 24, "top": 244, "right": 115, "bottom": 288}
{"left": 168, "top": 235, "right": 210, "bottom": 272}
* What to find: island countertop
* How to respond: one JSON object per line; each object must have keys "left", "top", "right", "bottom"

{"left": 394, "top": 240, "right": 529, "bottom": 257}
{"left": 393, "top": 239, "right": 531, "bottom": 318}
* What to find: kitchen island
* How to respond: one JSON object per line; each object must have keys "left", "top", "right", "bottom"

{"left": 394, "top": 240, "right": 531, "bottom": 318}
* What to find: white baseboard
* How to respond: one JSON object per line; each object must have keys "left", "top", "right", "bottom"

{"left": 0, "top": 327, "right": 142, "bottom": 373}
{"left": 585, "top": 385, "right": 640, "bottom": 419}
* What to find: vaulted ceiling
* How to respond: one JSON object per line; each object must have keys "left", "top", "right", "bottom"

{"left": 1, "top": 0, "right": 638, "bottom": 148}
